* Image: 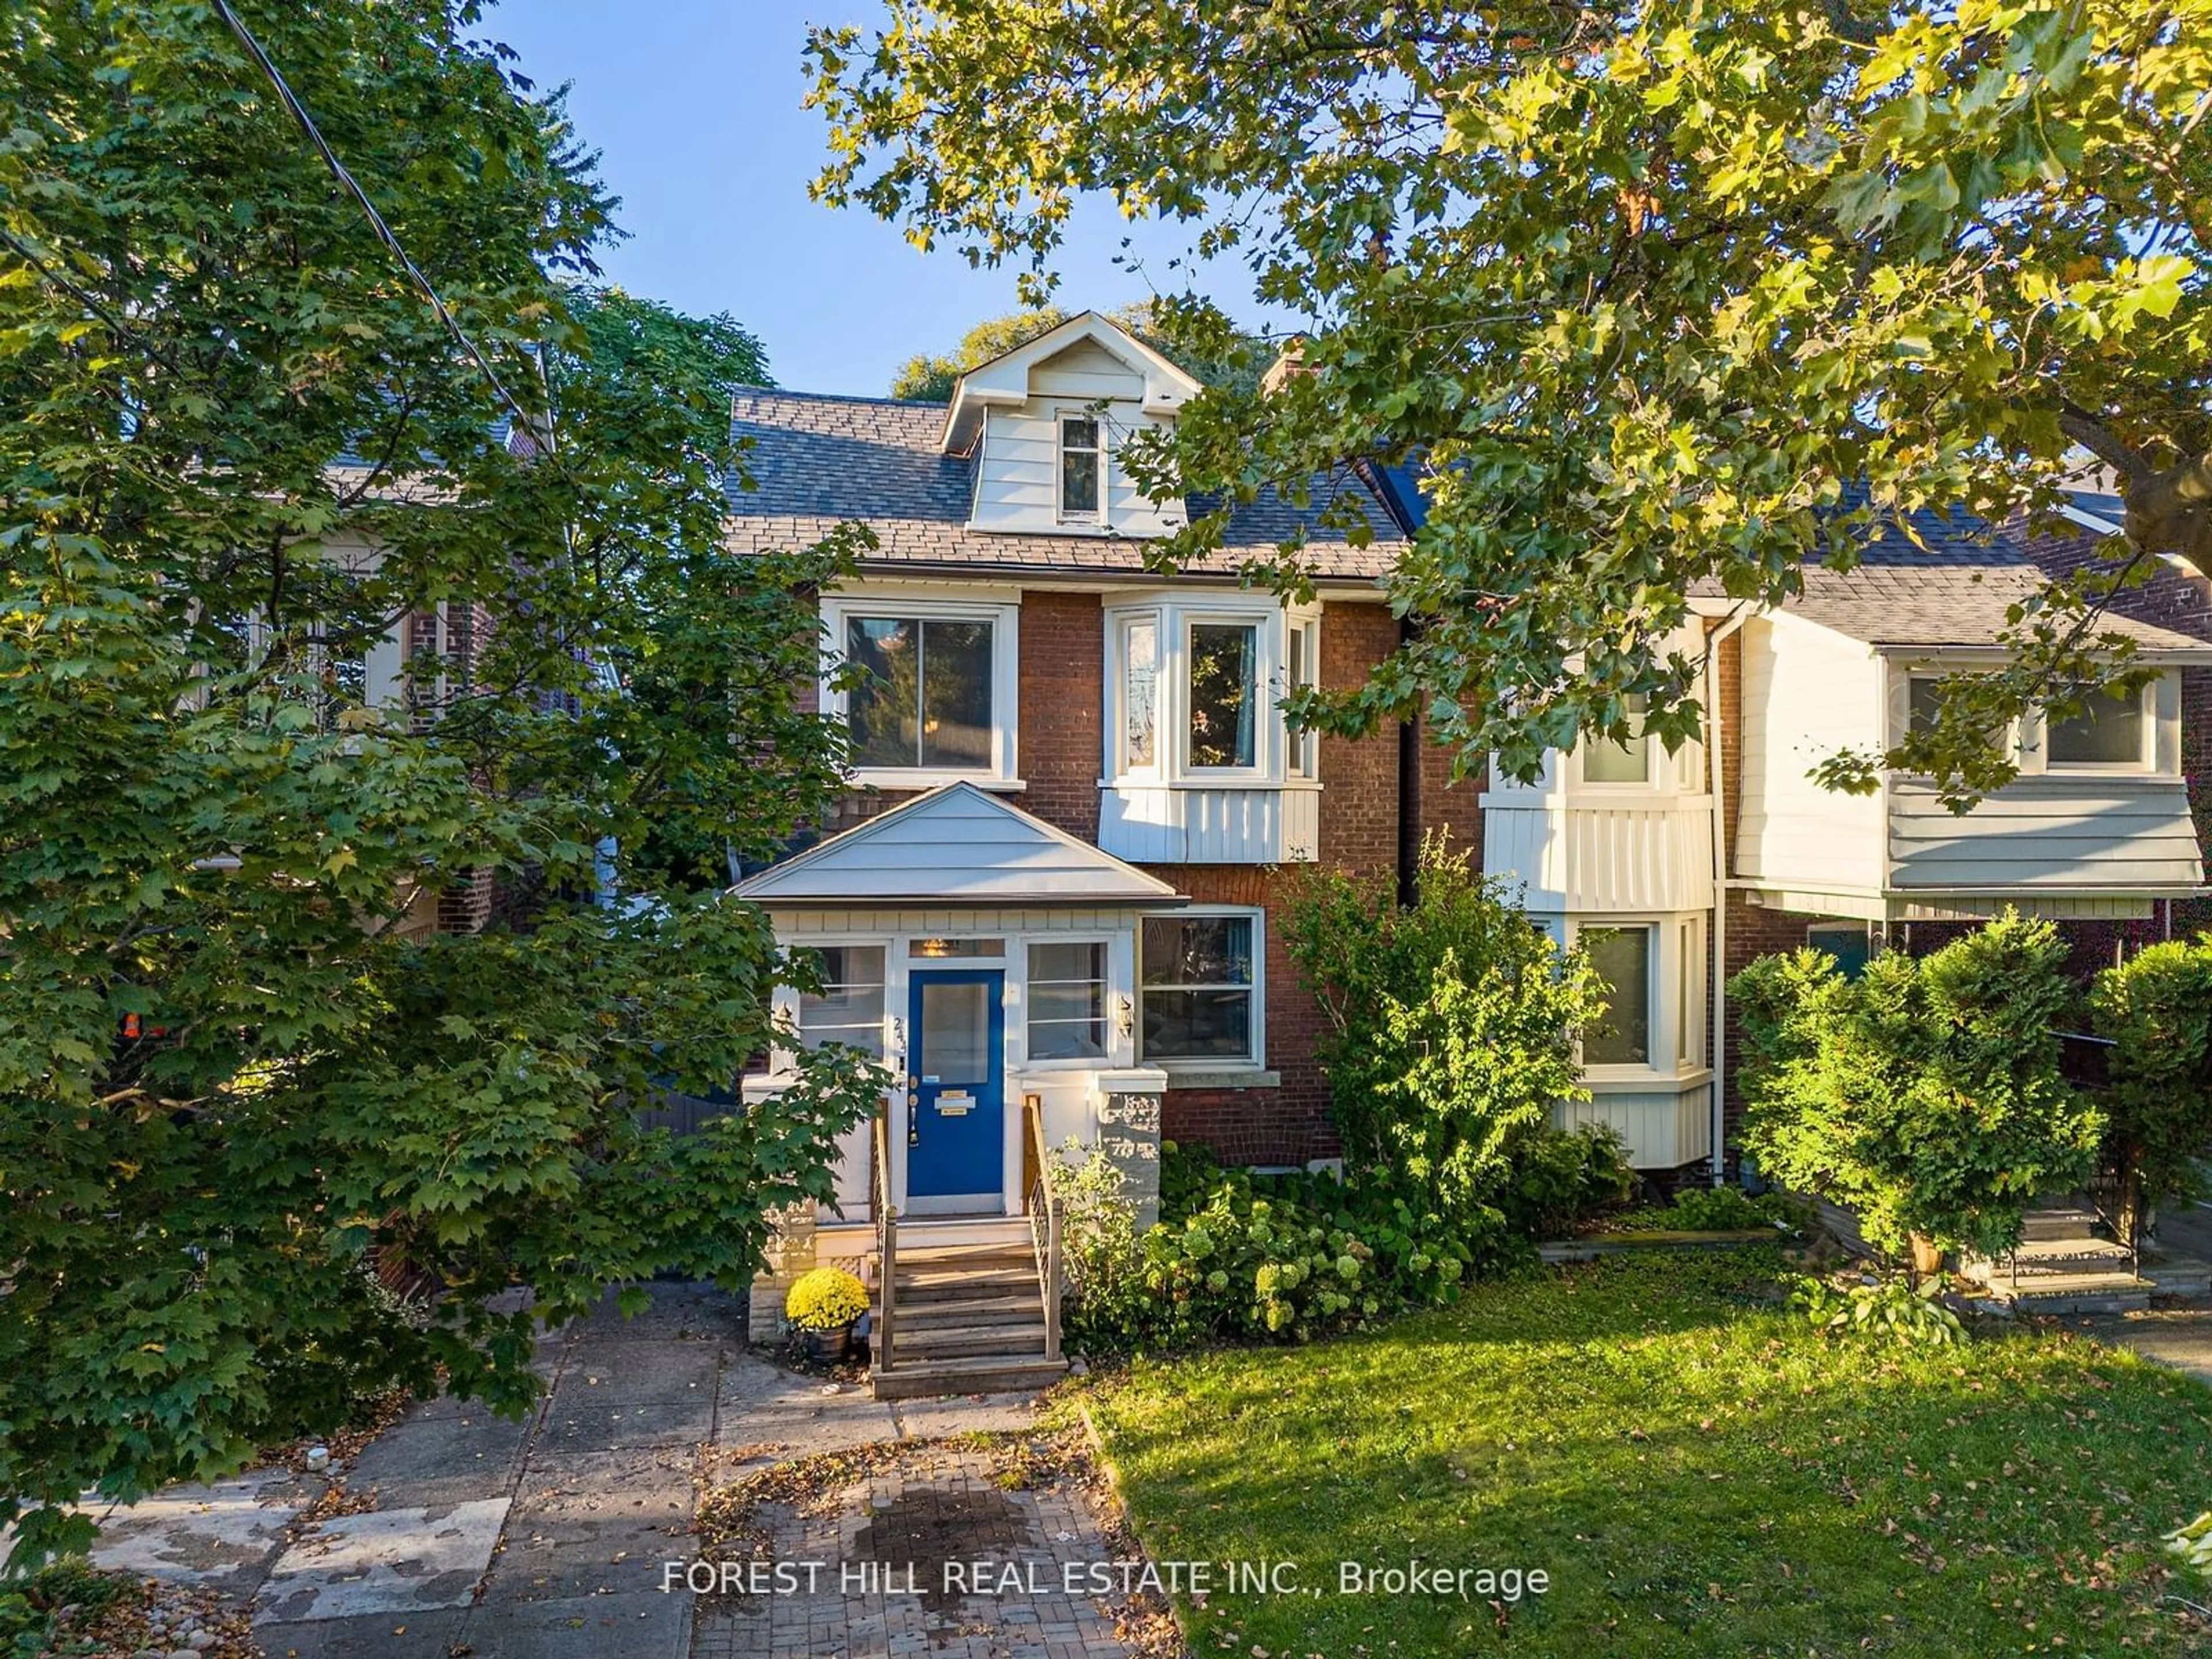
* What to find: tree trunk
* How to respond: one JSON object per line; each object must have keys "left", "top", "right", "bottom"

{"left": 1907, "top": 1232, "right": 1944, "bottom": 1285}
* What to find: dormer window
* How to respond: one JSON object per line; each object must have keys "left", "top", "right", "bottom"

{"left": 1059, "top": 415, "right": 1102, "bottom": 521}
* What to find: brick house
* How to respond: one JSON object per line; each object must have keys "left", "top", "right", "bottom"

{"left": 725, "top": 313, "right": 2212, "bottom": 1384}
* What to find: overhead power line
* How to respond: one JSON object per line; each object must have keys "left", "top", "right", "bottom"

{"left": 207, "top": 0, "right": 537, "bottom": 435}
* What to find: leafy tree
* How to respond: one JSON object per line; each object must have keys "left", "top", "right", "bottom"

{"left": 809, "top": 1, "right": 2212, "bottom": 799}
{"left": 2090, "top": 938, "right": 2212, "bottom": 1242}
{"left": 888, "top": 299, "right": 1266, "bottom": 400}
{"left": 0, "top": 1, "right": 872, "bottom": 1563}
{"left": 1281, "top": 838, "right": 1603, "bottom": 1217}
{"left": 1733, "top": 916, "right": 2104, "bottom": 1266}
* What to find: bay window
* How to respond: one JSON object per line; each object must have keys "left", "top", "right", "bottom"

{"left": 1141, "top": 911, "right": 1260, "bottom": 1064}
{"left": 1102, "top": 597, "right": 1320, "bottom": 785}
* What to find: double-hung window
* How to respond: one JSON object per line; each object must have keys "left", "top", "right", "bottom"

{"left": 1141, "top": 911, "right": 1260, "bottom": 1064}
{"left": 825, "top": 593, "right": 1019, "bottom": 784}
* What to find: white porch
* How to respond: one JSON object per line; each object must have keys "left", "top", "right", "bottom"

{"left": 733, "top": 785, "right": 1181, "bottom": 1343}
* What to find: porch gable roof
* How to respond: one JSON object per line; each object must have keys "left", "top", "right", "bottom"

{"left": 732, "top": 782, "right": 1187, "bottom": 907}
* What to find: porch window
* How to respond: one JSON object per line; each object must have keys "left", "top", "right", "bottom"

{"left": 843, "top": 616, "right": 995, "bottom": 771}
{"left": 1059, "top": 415, "right": 1102, "bottom": 519}
{"left": 1581, "top": 694, "right": 1649, "bottom": 785}
{"left": 1027, "top": 941, "right": 1108, "bottom": 1061}
{"left": 796, "top": 945, "right": 887, "bottom": 1059}
{"left": 1580, "top": 925, "right": 1652, "bottom": 1067}
{"left": 1141, "top": 911, "right": 1259, "bottom": 1063}
{"left": 1187, "top": 622, "right": 1257, "bottom": 770}
{"left": 2048, "top": 683, "right": 2147, "bottom": 767}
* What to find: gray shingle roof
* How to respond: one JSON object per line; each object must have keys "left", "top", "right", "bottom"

{"left": 726, "top": 388, "right": 1399, "bottom": 582}
{"left": 1704, "top": 495, "right": 2212, "bottom": 653}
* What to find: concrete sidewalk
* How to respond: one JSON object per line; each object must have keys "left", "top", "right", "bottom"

{"left": 82, "top": 1282, "right": 1051, "bottom": 1658}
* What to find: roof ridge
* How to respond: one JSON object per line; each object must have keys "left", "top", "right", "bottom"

{"left": 732, "top": 384, "right": 949, "bottom": 410}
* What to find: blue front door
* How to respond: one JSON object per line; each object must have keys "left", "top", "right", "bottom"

{"left": 905, "top": 969, "right": 1006, "bottom": 1211}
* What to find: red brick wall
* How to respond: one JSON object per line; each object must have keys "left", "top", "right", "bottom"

{"left": 1317, "top": 601, "right": 1400, "bottom": 873}
{"left": 1017, "top": 592, "right": 1103, "bottom": 841}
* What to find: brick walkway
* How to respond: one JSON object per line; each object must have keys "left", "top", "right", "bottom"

{"left": 692, "top": 1444, "right": 1131, "bottom": 1659}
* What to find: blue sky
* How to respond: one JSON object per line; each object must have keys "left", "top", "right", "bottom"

{"left": 490, "top": 0, "right": 1259, "bottom": 396}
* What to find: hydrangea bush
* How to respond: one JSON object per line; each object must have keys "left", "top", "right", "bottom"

{"left": 1064, "top": 1143, "right": 1506, "bottom": 1352}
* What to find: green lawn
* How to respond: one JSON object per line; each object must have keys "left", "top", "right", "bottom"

{"left": 1083, "top": 1249, "right": 2212, "bottom": 1657}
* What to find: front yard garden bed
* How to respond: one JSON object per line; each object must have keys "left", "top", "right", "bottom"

{"left": 1082, "top": 1247, "right": 2212, "bottom": 1657}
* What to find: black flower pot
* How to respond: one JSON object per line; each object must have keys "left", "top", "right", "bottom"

{"left": 802, "top": 1323, "right": 857, "bottom": 1363}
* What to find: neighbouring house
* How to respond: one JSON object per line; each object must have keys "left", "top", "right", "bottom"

{"left": 726, "top": 310, "right": 2212, "bottom": 1391}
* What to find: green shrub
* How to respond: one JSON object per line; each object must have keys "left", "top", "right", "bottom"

{"left": 1063, "top": 1142, "right": 1512, "bottom": 1353}
{"left": 2090, "top": 937, "right": 2212, "bottom": 1241}
{"left": 1734, "top": 914, "right": 2104, "bottom": 1263}
{"left": 1788, "top": 1273, "right": 1967, "bottom": 1347}
{"left": 0, "top": 1559, "right": 133, "bottom": 1653}
{"left": 1281, "top": 837, "right": 1603, "bottom": 1218}
{"left": 1496, "top": 1124, "right": 1637, "bottom": 1237}
{"left": 1607, "top": 1187, "right": 1808, "bottom": 1234}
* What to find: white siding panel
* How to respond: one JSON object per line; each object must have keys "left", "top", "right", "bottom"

{"left": 1483, "top": 805, "right": 1711, "bottom": 911}
{"left": 1736, "top": 616, "right": 1886, "bottom": 894}
{"left": 1097, "top": 785, "right": 1320, "bottom": 865}
{"left": 738, "top": 785, "right": 1178, "bottom": 905}
{"left": 1029, "top": 339, "right": 1147, "bottom": 400}
{"left": 1482, "top": 805, "right": 1569, "bottom": 908}
{"left": 1554, "top": 1083, "right": 1713, "bottom": 1169}
{"left": 1888, "top": 777, "right": 2204, "bottom": 891}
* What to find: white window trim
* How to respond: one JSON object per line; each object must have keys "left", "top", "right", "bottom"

{"left": 1578, "top": 694, "right": 1652, "bottom": 790}
{"left": 1892, "top": 665, "right": 2020, "bottom": 768}
{"left": 820, "top": 590, "right": 1022, "bottom": 788}
{"left": 1018, "top": 934, "right": 1117, "bottom": 1072}
{"left": 1101, "top": 594, "right": 1319, "bottom": 789}
{"left": 1055, "top": 407, "right": 1105, "bottom": 527}
{"left": 1569, "top": 915, "right": 1712, "bottom": 1082}
{"left": 774, "top": 938, "right": 896, "bottom": 1078}
{"left": 2038, "top": 677, "right": 2160, "bottom": 775}
{"left": 1181, "top": 611, "right": 1268, "bottom": 780}
{"left": 1286, "top": 613, "right": 1321, "bottom": 781}
{"left": 1112, "top": 608, "right": 1164, "bottom": 782}
{"left": 1138, "top": 905, "right": 1267, "bottom": 1073}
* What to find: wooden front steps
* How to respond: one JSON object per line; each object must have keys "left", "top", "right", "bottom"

{"left": 870, "top": 1236, "right": 1068, "bottom": 1400}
